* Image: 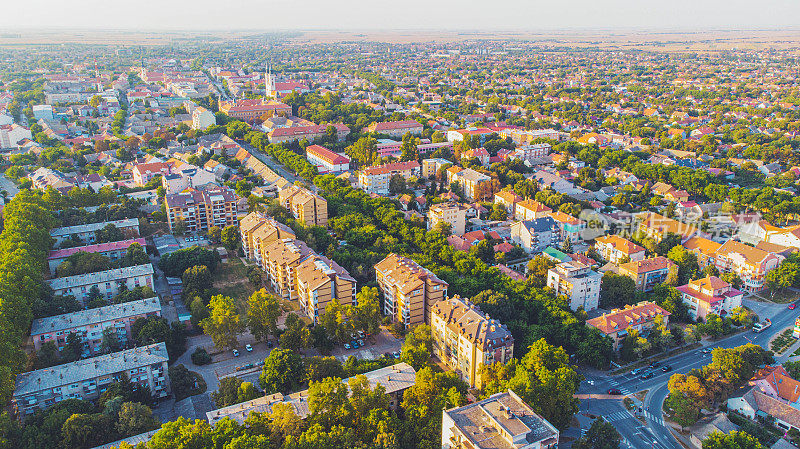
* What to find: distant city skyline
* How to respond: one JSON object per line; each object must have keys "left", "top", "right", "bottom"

{"left": 4, "top": 0, "right": 800, "bottom": 31}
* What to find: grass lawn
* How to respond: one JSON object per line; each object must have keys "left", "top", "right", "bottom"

{"left": 757, "top": 289, "right": 799, "bottom": 304}
{"left": 210, "top": 257, "right": 258, "bottom": 314}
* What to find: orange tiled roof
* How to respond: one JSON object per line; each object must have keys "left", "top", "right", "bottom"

{"left": 586, "top": 301, "right": 670, "bottom": 335}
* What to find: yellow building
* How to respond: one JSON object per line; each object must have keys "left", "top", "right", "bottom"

{"left": 296, "top": 254, "right": 357, "bottom": 323}
{"left": 428, "top": 202, "right": 468, "bottom": 236}
{"left": 374, "top": 253, "right": 448, "bottom": 328}
{"left": 619, "top": 256, "right": 678, "bottom": 292}
{"left": 278, "top": 186, "right": 328, "bottom": 227}
{"left": 238, "top": 212, "right": 296, "bottom": 262}
{"left": 263, "top": 239, "right": 314, "bottom": 300}
{"left": 431, "top": 295, "right": 514, "bottom": 389}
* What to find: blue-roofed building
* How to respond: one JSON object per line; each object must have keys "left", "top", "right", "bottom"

{"left": 510, "top": 217, "right": 560, "bottom": 253}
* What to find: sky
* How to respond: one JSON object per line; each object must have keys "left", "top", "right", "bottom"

{"left": 4, "top": 0, "right": 800, "bottom": 31}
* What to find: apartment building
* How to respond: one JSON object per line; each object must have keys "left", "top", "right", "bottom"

{"left": 165, "top": 186, "right": 243, "bottom": 234}
{"left": 30, "top": 297, "right": 161, "bottom": 355}
{"left": 501, "top": 127, "right": 562, "bottom": 144}
{"left": 442, "top": 390, "right": 559, "bottom": 449}
{"left": 494, "top": 190, "right": 523, "bottom": 214}
{"left": 510, "top": 143, "right": 552, "bottom": 162}
{"left": 618, "top": 257, "right": 678, "bottom": 292}
{"left": 13, "top": 343, "right": 170, "bottom": 417}
{"left": 305, "top": 144, "right": 350, "bottom": 173}
{"left": 218, "top": 99, "right": 292, "bottom": 121}
{"left": 191, "top": 106, "right": 215, "bottom": 130}
{"left": 594, "top": 235, "right": 646, "bottom": 264}
{"left": 677, "top": 276, "right": 744, "bottom": 321}
{"left": 422, "top": 158, "right": 452, "bottom": 178}
{"left": 375, "top": 253, "right": 448, "bottom": 328}
{"left": 363, "top": 120, "right": 423, "bottom": 137}
{"left": 207, "top": 363, "right": 416, "bottom": 425}
{"left": 683, "top": 236, "right": 722, "bottom": 268}
{"left": 428, "top": 202, "right": 468, "bottom": 236}
{"left": 547, "top": 211, "right": 586, "bottom": 243}
{"left": 431, "top": 295, "right": 514, "bottom": 389}
{"left": 278, "top": 185, "right": 328, "bottom": 227}
{"left": 48, "top": 264, "right": 155, "bottom": 304}
{"left": 546, "top": 261, "right": 601, "bottom": 312}
{"left": 358, "top": 161, "right": 421, "bottom": 195}
{"left": 50, "top": 218, "right": 141, "bottom": 246}
{"left": 47, "top": 238, "right": 146, "bottom": 275}
{"left": 446, "top": 166, "right": 495, "bottom": 201}
{"left": 238, "top": 212, "right": 296, "bottom": 263}
{"left": 586, "top": 302, "right": 671, "bottom": 350}
{"left": 263, "top": 238, "right": 314, "bottom": 300}
{"left": 510, "top": 217, "right": 560, "bottom": 253}
{"left": 713, "top": 239, "right": 783, "bottom": 292}
{"left": 295, "top": 254, "right": 357, "bottom": 323}
{"left": 514, "top": 199, "right": 551, "bottom": 221}
{"left": 267, "top": 123, "right": 350, "bottom": 144}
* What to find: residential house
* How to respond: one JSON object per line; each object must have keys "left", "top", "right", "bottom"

{"left": 364, "top": 120, "right": 423, "bottom": 137}
{"left": 546, "top": 211, "right": 586, "bottom": 244}
{"left": 447, "top": 167, "right": 495, "bottom": 201}
{"left": 268, "top": 124, "right": 350, "bottom": 144}
{"left": 586, "top": 302, "right": 671, "bottom": 350}
{"left": 683, "top": 236, "right": 722, "bottom": 268}
{"left": 494, "top": 190, "right": 522, "bottom": 214}
{"left": 637, "top": 212, "right": 701, "bottom": 243}
{"left": 594, "top": 235, "right": 645, "bottom": 264}
{"left": 676, "top": 276, "right": 744, "bottom": 321}
{"left": 618, "top": 257, "right": 678, "bottom": 292}
{"left": 514, "top": 199, "right": 551, "bottom": 221}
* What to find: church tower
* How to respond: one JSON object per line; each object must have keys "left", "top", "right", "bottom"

{"left": 265, "top": 64, "right": 276, "bottom": 100}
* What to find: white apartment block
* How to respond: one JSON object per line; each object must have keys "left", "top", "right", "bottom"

{"left": 546, "top": 261, "right": 601, "bottom": 312}
{"left": 428, "top": 202, "right": 468, "bottom": 236}
{"left": 50, "top": 218, "right": 141, "bottom": 246}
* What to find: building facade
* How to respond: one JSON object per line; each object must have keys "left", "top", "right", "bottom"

{"left": 165, "top": 186, "right": 243, "bottom": 234}
{"left": 278, "top": 185, "right": 328, "bottom": 227}
{"left": 374, "top": 253, "right": 448, "bottom": 328}
{"left": 586, "top": 302, "right": 671, "bottom": 350}
{"left": 13, "top": 343, "right": 170, "bottom": 417}
{"left": 546, "top": 261, "right": 601, "bottom": 312}
{"left": 358, "top": 161, "right": 421, "bottom": 195}
{"left": 431, "top": 296, "right": 514, "bottom": 388}
{"left": 594, "top": 235, "right": 646, "bottom": 264}
{"left": 305, "top": 144, "right": 350, "bottom": 173}
{"left": 428, "top": 203, "right": 468, "bottom": 236}
{"left": 50, "top": 218, "right": 141, "bottom": 246}
{"left": 676, "top": 276, "right": 744, "bottom": 321}
{"left": 618, "top": 257, "right": 678, "bottom": 292}
{"left": 48, "top": 264, "right": 155, "bottom": 304}
{"left": 296, "top": 254, "right": 357, "bottom": 323}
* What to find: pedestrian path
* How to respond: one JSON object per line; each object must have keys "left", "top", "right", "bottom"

{"left": 608, "top": 378, "right": 632, "bottom": 395}
{"left": 643, "top": 410, "right": 664, "bottom": 426}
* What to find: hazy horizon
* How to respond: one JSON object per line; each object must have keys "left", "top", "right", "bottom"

{"left": 4, "top": 0, "right": 800, "bottom": 32}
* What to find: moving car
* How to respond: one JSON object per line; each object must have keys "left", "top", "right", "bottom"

{"left": 631, "top": 368, "right": 644, "bottom": 376}
{"left": 648, "top": 361, "right": 660, "bottom": 368}
{"left": 357, "top": 331, "right": 365, "bottom": 339}
{"left": 245, "top": 344, "right": 253, "bottom": 352}
{"left": 232, "top": 349, "right": 240, "bottom": 357}
{"left": 640, "top": 371, "right": 654, "bottom": 380}
{"left": 607, "top": 388, "right": 622, "bottom": 395}
{"left": 790, "top": 303, "right": 797, "bottom": 310}
{"left": 661, "top": 365, "right": 673, "bottom": 372}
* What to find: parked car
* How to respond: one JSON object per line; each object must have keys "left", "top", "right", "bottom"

{"left": 607, "top": 388, "right": 622, "bottom": 395}
{"left": 357, "top": 331, "right": 365, "bottom": 339}
{"left": 392, "top": 351, "right": 400, "bottom": 359}
{"left": 245, "top": 344, "right": 253, "bottom": 352}
{"left": 344, "top": 343, "right": 351, "bottom": 350}
{"left": 358, "top": 339, "right": 365, "bottom": 347}
{"left": 232, "top": 349, "right": 240, "bottom": 357}
{"left": 661, "top": 365, "right": 673, "bottom": 372}
{"left": 640, "top": 371, "right": 654, "bottom": 380}
{"left": 351, "top": 340, "right": 359, "bottom": 349}
{"left": 266, "top": 340, "right": 274, "bottom": 348}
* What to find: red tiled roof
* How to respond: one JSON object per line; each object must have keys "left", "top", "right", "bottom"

{"left": 306, "top": 144, "right": 349, "bottom": 165}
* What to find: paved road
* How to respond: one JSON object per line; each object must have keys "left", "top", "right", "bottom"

{"left": 579, "top": 298, "right": 799, "bottom": 449}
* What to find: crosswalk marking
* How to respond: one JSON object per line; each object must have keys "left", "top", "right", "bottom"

{"left": 605, "top": 411, "right": 631, "bottom": 422}
{"left": 643, "top": 410, "right": 664, "bottom": 426}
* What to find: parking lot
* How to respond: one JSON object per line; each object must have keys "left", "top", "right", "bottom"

{"left": 328, "top": 328, "right": 403, "bottom": 362}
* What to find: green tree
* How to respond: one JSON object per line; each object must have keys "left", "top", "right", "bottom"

{"left": 260, "top": 348, "right": 304, "bottom": 394}
{"left": 572, "top": 418, "right": 621, "bottom": 449}
{"left": 61, "top": 413, "right": 110, "bottom": 449}
{"left": 702, "top": 431, "right": 763, "bottom": 449}
{"left": 200, "top": 295, "right": 244, "bottom": 350}
{"left": 400, "top": 324, "right": 433, "bottom": 370}
{"left": 207, "top": 226, "right": 221, "bottom": 244}
{"left": 526, "top": 256, "right": 556, "bottom": 288}
{"left": 247, "top": 289, "right": 281, "bottom": 342}
{"left": 308, "top": 377, "right": 352, "bottom": 428}
{"left": 221, "top": 225, "right": 240, "bottom": 250}
{"left": 115, "top": 401, "right": 159, "bottom": 436}
{"left": 182, "top": 265, "right": 212, "bottom": 300}
{"left": 600, "top": 272, "right": 637, "bottom": 308}
{"left": 212, "top": 377, "right": 245, "bottom": 408}
{"left": 306, "top": 356, "right": 345, "bottom": 383}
